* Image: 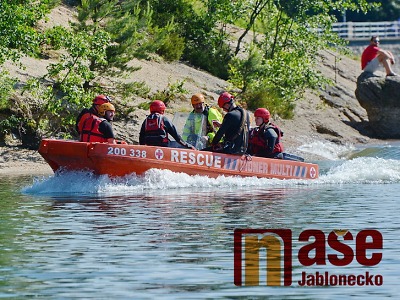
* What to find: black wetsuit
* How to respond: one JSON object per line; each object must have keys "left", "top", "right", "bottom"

{"left": 98, "top": 121, "right": 115, "bottom": 139}
{"left": 211, "top": 106, "right": 250, "bottom": 154}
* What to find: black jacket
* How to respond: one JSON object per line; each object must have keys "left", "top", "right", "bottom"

{"left": 212, "top": 106, "right": 250, "bottom": 154}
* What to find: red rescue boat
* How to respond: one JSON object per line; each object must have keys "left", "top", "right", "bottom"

{"left": 38, "top": 139, "right": 319, "bottom": 180}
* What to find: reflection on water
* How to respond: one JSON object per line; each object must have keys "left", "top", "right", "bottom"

{"left": 1, "top": 143, "right": 400, "bottom": 298}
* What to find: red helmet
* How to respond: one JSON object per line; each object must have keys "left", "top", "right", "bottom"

{"left": 93, "top": 94, "right": 111, "bottom": 105}
{"left": 150, "top": 100, "right": 166, "bottom": 114}
{"left": 254, "top": 108, "right": 270, "bottom": 122}
{"left": 217, "top": 92, "right": 233, "bottom": 108}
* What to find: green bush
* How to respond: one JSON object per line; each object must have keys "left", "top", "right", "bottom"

{"left": 243, "top": 88, "right": 295, "bottom": 119}
{"left": 0, "top": 70, "right": 16, "bottom": 110}
{"left": 184, "top": 45, "right": 231, "bottom": 79}
{"left": 0, "top": 115, "right": 21, "bottom": 137}
{"left": 116, "top": 81, "right": 151, "bottom": 100}
{"left": 151, "top": 79, "right": 188, "bottom": 106}
{"left": 157, "top": 33, "right": 185, "bottom": 61}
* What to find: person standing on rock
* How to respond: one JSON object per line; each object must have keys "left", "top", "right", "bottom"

{"left": 361, "top": 36, "right": 397, "bottom": 77}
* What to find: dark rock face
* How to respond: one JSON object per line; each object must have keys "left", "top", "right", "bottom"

{"left": 355, "top": 72, "right": 400, "bottom": 138}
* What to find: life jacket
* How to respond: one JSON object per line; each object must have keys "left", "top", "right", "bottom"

{"left": 77, "top": 111, "right": 90, "bottom": 134}
{"left": 185, "top": 108, "right": 209, "bottom": 137}
{"left": 144, "top": 113, "right": 169, "bottom": 146}
{"left": 249, "top": 122, "right": 283, "bottom": 156}
{"left": 183, "top": 105, "right": 223, "bottom": 148}
{"left": 187, "top": 105, "right": 220, "bottom": 134}
{"left": 76, "top": 106, "right": 97, "bottom": 134}
{"left": 202, "top": 106, "right": 215, "bottom": 134}
{"left": 79, "top": 114, "right": 108, "bottom": 143}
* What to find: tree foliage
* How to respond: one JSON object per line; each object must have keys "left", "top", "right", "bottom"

{"left": 211, "top": 0, "right": 374, "bottom": 116}
{"left": 0, "top": 0, "right": 57, "bottom": 147}
{"left": 0, "top": 0, "right": 56, "bottom": 64}
{"left": 332, "top": 0, "right": 399, "bottom": 22}
{"left": 145, "top": 0, "right": 376, "bottom": 117}
{"left": 14, "top": 0, "right": 185, "bottom": 143}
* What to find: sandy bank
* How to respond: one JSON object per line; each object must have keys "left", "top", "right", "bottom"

{"left": 0, "top": 146, "right": 52, "bottom": 176}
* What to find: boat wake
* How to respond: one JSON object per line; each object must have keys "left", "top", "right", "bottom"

{"left": 320, "top": 157, "right": 400, "bottom": 183}
{"left": 21, "top": 155, "right": 400, "bottom": 196}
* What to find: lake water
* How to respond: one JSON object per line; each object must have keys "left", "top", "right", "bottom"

{"left": 1, "top": 141, "right": 400, "bottom": 299}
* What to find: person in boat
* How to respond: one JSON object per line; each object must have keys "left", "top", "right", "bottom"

{"left": 361, "top": 36, "right": 397, "bottom": 77}
{"left": 248, "top": 108, "right": 284, "bottom": 158}
{"left": 76, "top": 94, "right": 112, "bottom": 134}
{"left": 181, "top": 93, "right": 223, "bottom": 149}
{"left": 79, "top": 102, "right": 117, "bottom": 144}
{"left": 139, "top": 100, "right": 196, "bottom": 149}
{"left": 207, "top": 91, "right": 250, "bottom": 155}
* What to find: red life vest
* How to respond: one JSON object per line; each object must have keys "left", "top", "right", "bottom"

{"left": 79, "top": 114, "right": 108, "bottom": 143}
{"left": 249, "top": 123, "right": 283, "bottom": 156}
{"left": 144, "top": 113, "right": 169, "bottom": 146}
{"left": 77, "top": 111, "right": 91, "bottom": 134}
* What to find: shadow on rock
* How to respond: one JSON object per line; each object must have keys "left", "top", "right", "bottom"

{"left": 355, "top": 71, "right": 400, "bottom": 138}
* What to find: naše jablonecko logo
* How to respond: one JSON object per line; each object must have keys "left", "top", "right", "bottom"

{"left": 234, "top": 229, "right": 383, "bottom": 287}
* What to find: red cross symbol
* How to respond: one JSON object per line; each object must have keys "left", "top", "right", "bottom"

{"left": 310, "top": 167, "right": 317, "bottom": 178}
{"left": 155, "top": 148, "right": 164, "bottom": 160}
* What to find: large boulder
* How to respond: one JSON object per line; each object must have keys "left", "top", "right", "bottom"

{"left": 355, "top": 72, "right": 400, "bottom": 138}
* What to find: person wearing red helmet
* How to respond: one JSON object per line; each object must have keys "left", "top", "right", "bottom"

{"left": 79, "top": 102, "right": 117, "bottom": 144}
{"left": 76, "top": 94, "right": 112, "bottom": 135}
{"left": 209, "top": 91, "right": 250, "bottom": 155}
{"left": 139, "top": 100, "right": 195, "bottom": 149}
{"left": 248, "top": 108, "right": 284, "bottom": 158}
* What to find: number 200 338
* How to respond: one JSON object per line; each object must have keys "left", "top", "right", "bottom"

{"left": 107, "top": 147, "right": 147, "bottom": 158}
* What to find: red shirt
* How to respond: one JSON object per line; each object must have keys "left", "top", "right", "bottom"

{"left": 361, "top": 45, "right": 380, "bottom": 69}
